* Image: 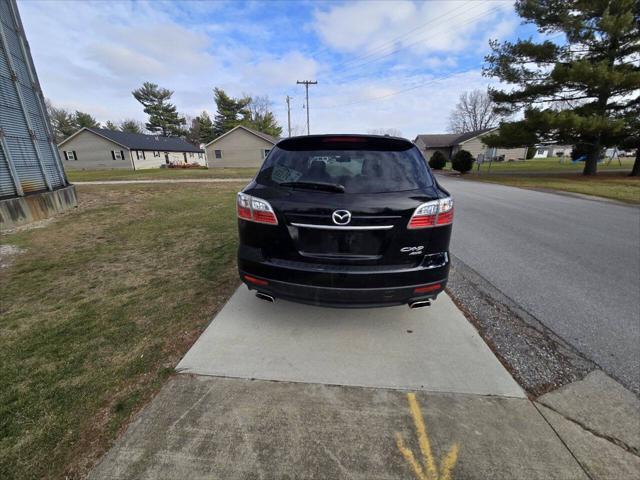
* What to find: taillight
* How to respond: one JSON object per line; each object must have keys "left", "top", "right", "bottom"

{"left": 408, "top": 197, "right": 454, "bottom": 229}
{"left": 244, "top": 274, "right": 269, "bottom": 286}
{"left": 237, "top": 193, "right": 278, "bottom": 225}
{"left": 414, "top": 283, "right": 441, "bottom": 294}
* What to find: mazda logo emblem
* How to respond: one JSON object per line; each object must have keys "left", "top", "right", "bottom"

{"left": 332, "top": 210, "right": 351, "bottom": 225}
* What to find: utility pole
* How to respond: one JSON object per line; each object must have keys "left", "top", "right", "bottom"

{"left": 296, "top": 80, "right": 317, "bottom": 135}
{"left": 285, "top": 95, "right": 292, "bottom": 137}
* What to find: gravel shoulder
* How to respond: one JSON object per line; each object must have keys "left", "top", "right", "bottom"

{"left": 446, "top": 255, "right": 596, "bottom": 398}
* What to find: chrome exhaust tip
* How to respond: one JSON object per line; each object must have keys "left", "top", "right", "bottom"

{"left": 256, "top": 292, "right": 275, "bottom": 303}
{"left": 409, "top": 300, "right": 431, "bottom": 309}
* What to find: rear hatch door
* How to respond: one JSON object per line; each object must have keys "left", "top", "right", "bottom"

{"left": 248, "top": 135, "right": 442, "bottom": 267}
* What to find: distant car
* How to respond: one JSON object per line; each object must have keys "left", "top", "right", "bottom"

{"left": 236, "top": 134, "right": 453, "bottom": 308}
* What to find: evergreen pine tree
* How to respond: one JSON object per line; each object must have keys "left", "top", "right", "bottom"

{"left": 483, "top": 0, "right": 640, "bottom": 175}
{"left": 132, "top": 82, "right": 186, "bottom": 137}
{"left": 73, "top": 111, "right": 100, "bottom": 129}
{"left": 196, "top": 111, "right": 216, "bottom": 144}
{"left": 119, "top": 119, "right": 143, "bottom": 134}
{"left": 212, "top": 88, "right": 251, "bottom": 137}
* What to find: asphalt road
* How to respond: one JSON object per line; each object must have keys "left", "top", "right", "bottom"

{"left": 438, "top": 176, "right": 640, "bottom": 393}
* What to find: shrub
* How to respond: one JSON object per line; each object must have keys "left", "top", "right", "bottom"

{"left": 428, "top": 151, "right": 447, "bottom": 170}
{"left": 451, "top": 149, "right": 474, "bottom": 173}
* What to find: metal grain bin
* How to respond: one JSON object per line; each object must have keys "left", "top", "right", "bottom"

{"left": 0, "top": 0, "right": 68, "bottom": 199}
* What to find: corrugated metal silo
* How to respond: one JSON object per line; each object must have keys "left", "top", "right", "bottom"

{"left": 0, "top": 0, "right": 76, "bottom": 228}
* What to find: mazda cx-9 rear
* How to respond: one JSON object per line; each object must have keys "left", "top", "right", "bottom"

{"left": 237, "top": 134, "right": 453, "bottom": 308}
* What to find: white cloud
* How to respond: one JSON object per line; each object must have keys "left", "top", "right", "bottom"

{"left": 305, "top": 69, "right": 502, "bottom": 139}
{"left": 19, "top": 1, "right": 217, "bottom": 121}
{"left": 313, "top": 1, "right": 416, "bottom": 54}
{"left": 239, "top": 52, "right": 318, "bottom": 89}
{"left": 17, "top": 0, "right": 518, "bottom": 138}
{"left": 18, "top": 0, "right": 316, "bottom": 125}
{"left": 421, "top": 56, "right": 458, "bottom": 69}
{"left": 313, "top": 0, "right": 515, "bottom": 56}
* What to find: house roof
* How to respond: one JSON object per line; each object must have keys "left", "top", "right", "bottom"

{"left": 535, "top": 143, "right": 573, "bottom": 149}
{"left": 206, "top": 124, "right": 279, "bottom": 147}
{"left": 414, "top": 127, "right": 497, "bottom": 148}
{"left": 58, "top": 127, "right": 203, "bottom": 152}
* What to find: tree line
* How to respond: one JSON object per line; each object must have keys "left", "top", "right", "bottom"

{"left": 446, "top": 0, "right": 638, "bottom": 176}
{"left": 46, "top": 100, "right": 143, "bottom": 142}
{"left": 47, "top": 83, "right": 283, "bottom": 147}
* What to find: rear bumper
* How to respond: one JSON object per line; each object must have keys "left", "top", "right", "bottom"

{"left": 241, "top": 275, "right": 446, "bottom": 308}
{"left": 238, "top": 247, "right": 449, "bottom": 308}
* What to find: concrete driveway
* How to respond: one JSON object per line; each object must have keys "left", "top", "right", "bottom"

{"left": 176, "top": 287, "right": 523, "bottom": 397}
{"left": 87, "top": 288, "right": 611, "bottom": 480}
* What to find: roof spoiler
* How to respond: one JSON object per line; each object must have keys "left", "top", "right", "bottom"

{"left": 276, "top": 134, "right": 414, "bottom": 151}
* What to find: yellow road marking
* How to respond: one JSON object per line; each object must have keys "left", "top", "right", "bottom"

{"left": 396, "top": 392, "right": 460, "bottom": 480}
{"left": 407, "top": 392, "right": 439, "bottom": 479}
{"left": 395, "top": 432, "right": 428, "bottom": 480}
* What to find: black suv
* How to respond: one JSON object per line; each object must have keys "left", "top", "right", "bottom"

{"left": 237, "top": 134, "right": 453, "bottom": 308}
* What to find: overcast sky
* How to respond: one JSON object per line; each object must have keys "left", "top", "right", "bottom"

{"left": 19, "top": 0, "right": 544, "bottom": 139}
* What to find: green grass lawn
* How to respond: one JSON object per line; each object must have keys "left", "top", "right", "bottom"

{"left": 0, "top": 183, "right": 243, "bottom": 479}
{"left": 66, "top": 167, "right": 257, "bottom": 182}
{"left": 436, "top": 156, "right": 639, "bottom": 203}
{"left": 469, "top": 172, "right": 640, "bottom": 204}
{"left": 444, "top": 156, "right": 636, "bottom": 174}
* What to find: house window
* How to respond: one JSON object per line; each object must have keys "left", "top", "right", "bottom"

{"left": 112, "top": 150, "right": 124, "bottom": 161}
{"left": 135, "top": 150, "right": 146, "bottom": 160}
{"left": 263, "top": 149, "right": 271, "bottom": 159}
{"left": 64, "top": 151, "right": 76, "bottom": 161}
{"left": 214, "top": 150, "right": 222, "bottom": 159}
{"left": 153, "top": 151, "right": 160, "bottom": 157}
{"left": 198, "top": 152, "right": 203, "bottom": 158}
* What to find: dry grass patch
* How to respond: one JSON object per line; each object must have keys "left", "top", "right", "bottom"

{"left": 66, "top": 167, "right": 257, "bottom": 182}
{"left": 0, "top": 182, "right": 243, "bottom": 479}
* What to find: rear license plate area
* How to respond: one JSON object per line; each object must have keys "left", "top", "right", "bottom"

{"left": 297, "top": 228, "right": 385, "bottom": 256}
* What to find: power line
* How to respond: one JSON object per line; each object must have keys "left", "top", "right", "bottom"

{"left": 317, "top": 67, "right": 483, "bottom": 110}
{"left": 331, "top": 1, "right": 477, "bottom": 71}
{"left": 316, "top": 32, "right": 567, "bottom": 111}
{"left": 329, "top": 4, "right": 505, "bottom": 83}
{"left": 307, "top": 0, "right": 489, "bottom": 67}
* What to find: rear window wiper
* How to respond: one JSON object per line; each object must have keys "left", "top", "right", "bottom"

{"left": 279, "top": 181, "right": 345, "bottom": 193}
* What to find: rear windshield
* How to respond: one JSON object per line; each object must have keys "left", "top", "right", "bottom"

{"left": 255, "top": 144, "right": 433, "bottom": 194}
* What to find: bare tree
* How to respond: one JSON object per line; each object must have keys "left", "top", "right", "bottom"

{"left": 447, "top": 89, "right": 502, "bottom": 133}
{"left": 367, "top": 128, "right": 403, "bottom": 137}
{"left": 246, "top": 95, "right": 271, "bottom": 119}
{"left": 245, "top": 95, "right": 282, "bottom": 137}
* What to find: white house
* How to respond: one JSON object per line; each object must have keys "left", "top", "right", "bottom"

{"left": 58, "top": 128, "right": 206, "bottom": 170}
{"left": 533, "top": 145, "right": 574, "bottom": 158}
